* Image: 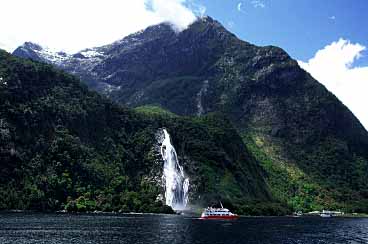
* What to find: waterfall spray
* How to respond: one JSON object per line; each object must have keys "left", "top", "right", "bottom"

{"left": 160, "top": 129, "right": 189, "bottom": 210}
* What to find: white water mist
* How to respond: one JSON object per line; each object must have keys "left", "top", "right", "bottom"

{"left": 160, "top": 129, "right": 189, "bottom": 210}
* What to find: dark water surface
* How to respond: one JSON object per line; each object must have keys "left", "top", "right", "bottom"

{"left": 0, "top": 213, "right": 367, "bottom": 244}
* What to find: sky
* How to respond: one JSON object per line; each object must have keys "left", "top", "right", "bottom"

{"left": 0, "top": 0, "right": 367, "bottom": 130}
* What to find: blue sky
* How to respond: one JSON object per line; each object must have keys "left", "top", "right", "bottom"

{"left": 194, "top": 0, "right": 368, "bottom": 65}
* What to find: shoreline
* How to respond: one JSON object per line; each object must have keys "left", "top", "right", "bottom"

{"left": 1, "top": 210, "right": 368, "bottom": 218}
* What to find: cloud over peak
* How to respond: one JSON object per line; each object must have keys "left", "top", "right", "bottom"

{"left": 147, "top": 0, "right": 197, "bottom": 32}
{"left": 0, "top": 0, "right": 204, "bottom": 53}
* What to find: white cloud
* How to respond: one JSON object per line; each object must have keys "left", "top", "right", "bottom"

{"left": 251, "top": 0, "right": 265, "bottom": 8}
{"left": 298, "top": 39, "right": 368, "bottom": 130}
{"left": 0, "top": 0, "right": 201, "bottom": 53}
{"left": 188, "top": 0, "right": 206, "bottom": 17}
{"left": 237, "top": 2, "right": 244, "bottom": 12}
{"left": 227, "top": 21, "right": 235, "bottom": 29}
{"left": 198, "top": 5, "right": 207, "bottom": 17}
{"left": 148, "top": 0, "right": 196, "bottom": 32}
{"left": 237, "top": 2, "right": 247, "bottom": 13}
{"left": 329, "top": 15, "right": 336, "bottom": 20}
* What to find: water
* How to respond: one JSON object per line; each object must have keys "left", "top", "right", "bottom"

{"left": 160, "top": 129, "right": 189, "bottom": 210}
{"left": 0, "top": 213, "right": 368, "bottom": 244}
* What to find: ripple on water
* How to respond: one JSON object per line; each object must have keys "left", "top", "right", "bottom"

{"left": 0, "top": 214, "right": 368, "bottom": 244}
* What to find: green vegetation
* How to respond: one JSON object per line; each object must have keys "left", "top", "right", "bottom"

{"left": 0, "top": 50, "right": 287, "bottom": 215}
{"left": 134, "top": 105, "right": 178, "bottom": 118}
{"left": 243, "top": 132, "right": 368, "bottom": 213}
{"left": 0, "top": 50, "right": 172, "bottom": 213}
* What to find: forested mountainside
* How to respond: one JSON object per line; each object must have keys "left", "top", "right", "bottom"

{"left": 13, "top": 17, "right": 368, "bottom": 213}
{"left": 0, "top": 50, "right": 287, "bottom": 215}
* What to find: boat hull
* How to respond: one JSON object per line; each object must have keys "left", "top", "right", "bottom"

{"left": 200, "top": 215, "right": 239, "bottom": 220}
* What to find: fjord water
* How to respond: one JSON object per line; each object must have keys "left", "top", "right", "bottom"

{"left": 1, "top": 213, "right": 367, "bottom": 244}
{"left": 160, "top": 129, "right": 189, "bottom": 210}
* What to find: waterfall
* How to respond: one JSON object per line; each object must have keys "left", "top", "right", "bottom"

{"left": 160, "top": 129, "right": 189, "bottom": 210}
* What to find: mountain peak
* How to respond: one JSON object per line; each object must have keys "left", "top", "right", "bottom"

{"left": 196, "top": 15, "right": 218, "bottom": 24}
{"left": 13, "top": 42, "right": 46, "bottom": 62}
{"left": 184, "top": 16, "right": 236, "bottom": 42}
{"left": 22, "top": 41, "right": 44, "bottom": 51}
{"left": 191, "top": 15, "right": 226, "bottom": 30}
{"left": 130, "top": 16, "right": 228, "bottom": 39}
{"left": 13, "top": 42, "right": 72, "bottom": 65}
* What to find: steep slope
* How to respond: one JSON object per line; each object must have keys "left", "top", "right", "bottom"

{"left": 0, "top": 50, "right": 280, "bottom": 214}
{"left": 13, "top": 17, "right": 368, "bottom": 212}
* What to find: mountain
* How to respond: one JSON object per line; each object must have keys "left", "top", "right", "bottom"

{"left": 13, "top": 17, "right": 368, "bottom": 213}
{"left": 0, "top": 49, "right": 284, "bottom": 214}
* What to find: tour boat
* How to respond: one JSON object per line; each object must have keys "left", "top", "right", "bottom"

{"left": 200, "top": 203, "right": 239, "bottom": 220}
{"left": 320, "top": 210, "right": 333, "bottom": 218}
